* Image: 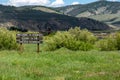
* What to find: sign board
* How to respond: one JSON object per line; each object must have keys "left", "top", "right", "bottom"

{"left": 16, "top": 33, "right": 43, "bottom": 44}
{"left": 16, "top": 33, "right": 43, "bottom": 53}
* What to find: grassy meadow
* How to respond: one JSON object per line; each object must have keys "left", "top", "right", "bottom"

{"left": 0, "top": 44, "right": 120, "bottom": 80}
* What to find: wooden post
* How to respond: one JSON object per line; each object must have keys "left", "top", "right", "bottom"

{"left": 19, "top": 43, "right": 24, "bottom": 53}
{"left": 19, "top": 35, "right": 23, "bottom": 53}
{"left": 37, "top": 43, "right": 40, "bottom": 53}
{"left": 37, "top": 35, "right": 40, "bottom": 53}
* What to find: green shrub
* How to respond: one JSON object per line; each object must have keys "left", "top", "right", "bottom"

{"left": 95, "top": 33, "right": 117, "bottom": 51}
{"left": 79, "top": 42, "right": 94, "bottom": 51}
{"left": 68, "top": 27, "right": 96, "bottom": 44}
{"left": 114, "top": 32, "right": 120, "bottom": 50}
{"left": 43, "top": 27, "right": 96, "bottom": 51}
{"left": 43, "top": 31, "right": 73, "bottom": 51}
{"left": 96, "top": 39, "right": 117, "bottom": 51}
{"left": 0, "top": 28, "right": 18, "bottom": 50}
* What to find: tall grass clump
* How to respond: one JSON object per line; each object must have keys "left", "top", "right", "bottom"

{"left": 43, "top": 27, "right": 96, "bottom": 51}
{"left": 0, "top": 28, "right": 18, "bottom": 50}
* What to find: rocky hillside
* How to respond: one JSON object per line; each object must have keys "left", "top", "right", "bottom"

{"left": 55, "top": 1, "right": 120, "bottom": 28}
{"left": 0, "top": 5, "right": 110, "bottom": 31}
{"left": 56, "top": 1, "right": 120, "bottom": 16}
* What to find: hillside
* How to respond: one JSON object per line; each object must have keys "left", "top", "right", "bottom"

{"left": 56, "top": 1, "right": 120, "bottom": 16}
{"left": 17, "top": 6, "right": 60, "bottom": 14}
{"left": 55, "top": 1, "right": 120, "bottom": 28}
{"left": 0, "top": 5, "right": 110, "bottom": 31}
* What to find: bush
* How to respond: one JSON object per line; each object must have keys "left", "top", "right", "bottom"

{"left": 95, "top": 33, "right": 118, "bottom": 51}
{"left": 0, "top": 28, "right": 18, "bottom": 50}
{"left": 68, "top": 27, "right": 96, "bottom": 44}
{"left": 44, "top": 31, "right": 73, "bottom": 51}
{"left": 114, "top": 32, "right": 120, "bottom": 50}
{"left": 43, "top": 27, "right": 96, "bottom": 51}
{"left": 79, "top": 42, "right": 94, "bottom": 51}
{"left": 8, "top": 26, "right": 28, "bottom": 32}
{"left": 96, "top": 39, "right": 117, "bottom": 51}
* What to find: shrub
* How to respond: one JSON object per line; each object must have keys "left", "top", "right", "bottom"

{"left": 95, "top": 33, "right": 117, "bottom": 51}
{"left": 79, "top": 42, "right": 94, "bottom": 51}
{"left": 114, "top": 32, "right": 120, "bottom": 50}
{"left": 0, "top": 28, "right": 18, "bottom": 50}
{"left": 68, "top": 27, "right": 96, "bottom": 44}
{"left": 96, "top": 39, "right": 117, "bottom": 51}
{"left": 43, "top": 27, "right": 96, "bottom": 51}
{"left": 8, "top": 26, "right": 28, "bottom": 32}
{"left": 43, "top": 31, "right": 73, "bottom": 51}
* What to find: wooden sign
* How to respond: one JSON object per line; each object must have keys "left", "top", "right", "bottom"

{"left": 16, "top": 33, "right": 43, "bottom": 44}
{"left": 16, "top": 33, "right": 43, "bottom": 53}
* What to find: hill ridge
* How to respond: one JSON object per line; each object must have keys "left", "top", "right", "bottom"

{"left": 0, "top": 4, "right": 110, "bottom": 31}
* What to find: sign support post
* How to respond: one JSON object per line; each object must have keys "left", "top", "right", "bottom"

{"left": 37, "top": 43, "right": 40, "bottom": 53}
{"left": 20, "top": 43, "right": 23, "bottom": 53}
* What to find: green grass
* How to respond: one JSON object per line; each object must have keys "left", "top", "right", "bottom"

{"left": 0, "top": 44, "right": 120, "bottom": 80}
